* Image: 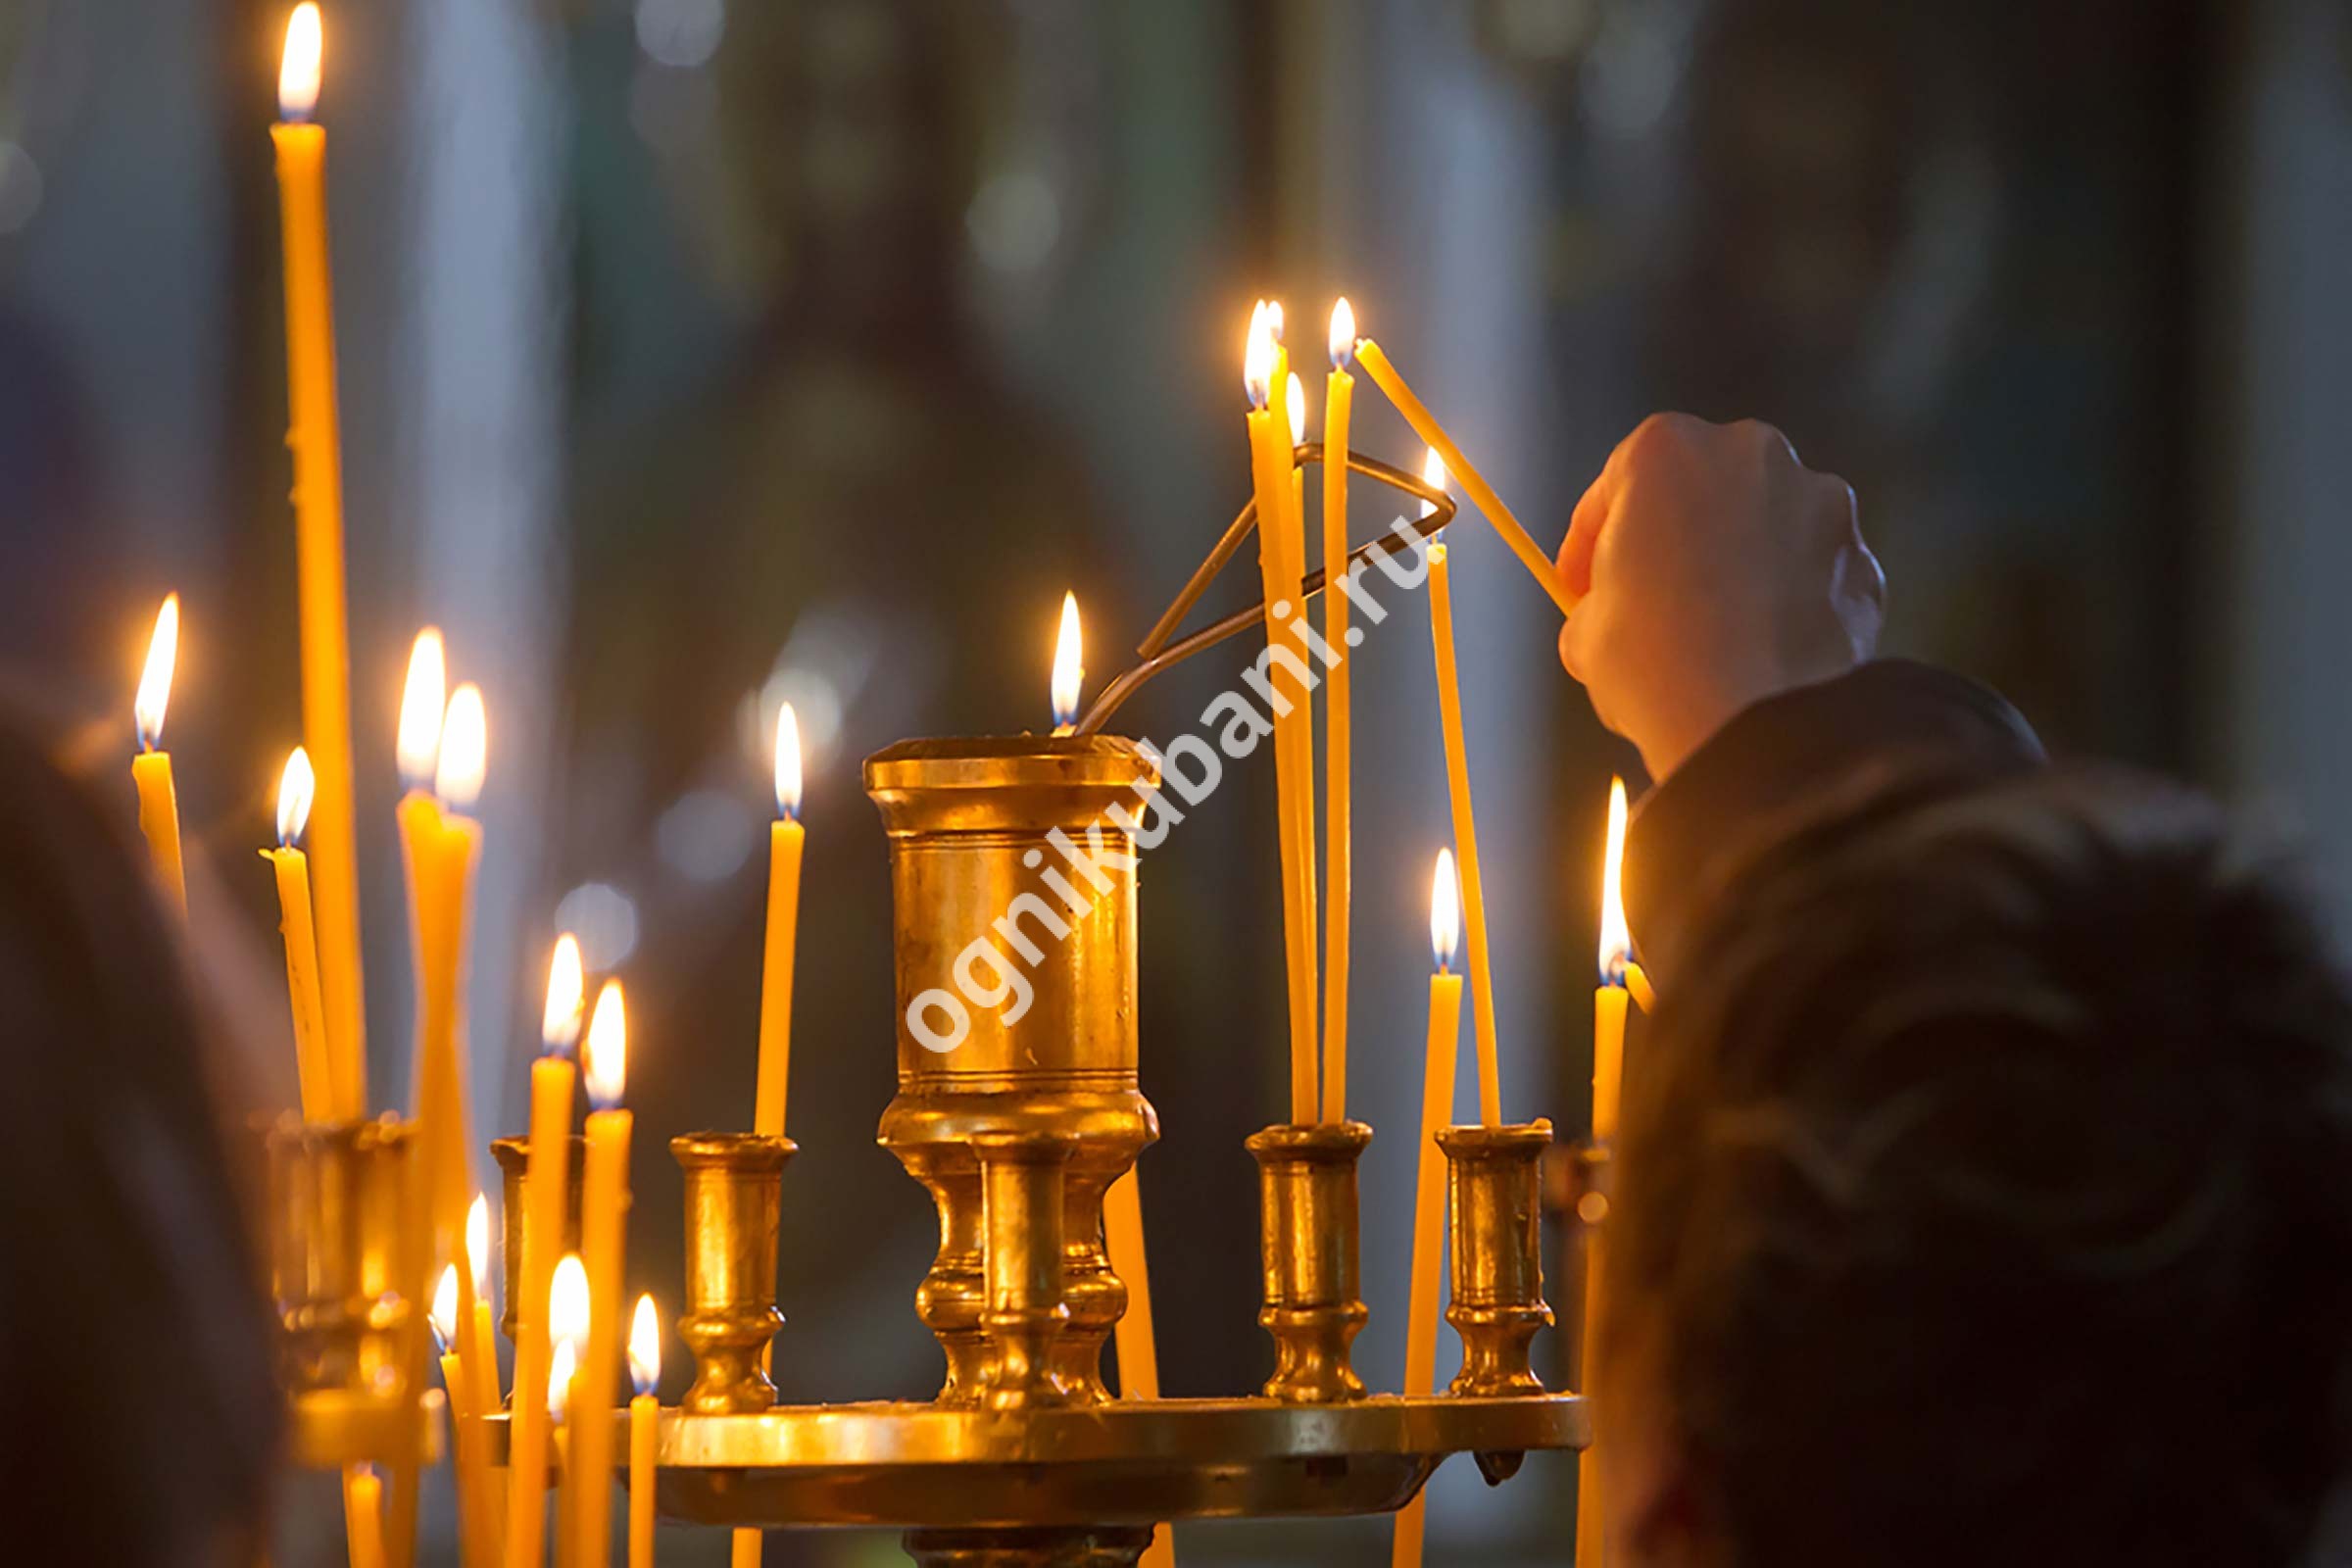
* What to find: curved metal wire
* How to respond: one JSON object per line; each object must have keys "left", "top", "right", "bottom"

{"left": 1075, "top": 445, "right": 1456, "bottom": 736}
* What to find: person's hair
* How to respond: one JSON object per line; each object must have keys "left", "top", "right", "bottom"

{"left": 1607, "top": 766, "right": 2352, "bottom": 1567}
{"left": 0, "top": 707, "right": 279, "bottom": 1563}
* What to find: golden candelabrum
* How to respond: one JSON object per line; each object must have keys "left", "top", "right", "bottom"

{"left": 259, "top": 452, "right": 1592, "bottom": 1567}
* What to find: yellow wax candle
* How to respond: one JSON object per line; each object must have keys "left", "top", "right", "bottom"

{"left": 1393, "top": 849, "right": 1465, "bottom": 1568}
{"left": 1244, "top": 304, "right": 1318, "bottom": 1123}
{"left": 421, "top": 685, "right": 487, "bottom": 1293}
{"left": 1102, "top": 1171, "right": 1175, "bottom": 1568}
{"left": 434, "top": 1267, "right": 500, "bottom": 1568}
{"left": 628, "top": 1295, "right": 661, "bottom": 1568}
{"left": 273, "top": 4, "right": 366, "bottom": 1101}
{"left": 505, "top": 1017, "right": 577, "bottom": 1568}
{"left": 1353, "top": 336, "right": 1580, "bottom": 618}
{"left": 344, "top": 1465, "right": 386, "bottom": 1568}
{"left": 549, "top": 1256, "right": 590, "bottom": 1568}
{"left": 1283, "top": 370, "right": 1320, "bottom": 1108}
{"left": 576, "top": 984, "right": 633, "bottom": 1568}
{"left": 1426, "top": 541, "right": 1503, "bottom": 1126}
{"left": 466, "top": 1194, "right": 505, "bottom": 1511}
{"left": 1322, "top": 301, "right": 1356, "bottom": 1124}
{"left": 1578, "top": 776, "right": 1636, "bottom": 1568}
{"left": 755, "top": 707, "right": 804, "bottom": 1139}
{"left": 265, "top": 748, "right": 335, "bottom": 1122}
{"left": 131, "top": 594, "right": 187, "bottom": 917}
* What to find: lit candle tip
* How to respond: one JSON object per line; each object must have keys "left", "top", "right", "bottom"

{"left": 278, "top": 3, "right": 322, "bottom": 121}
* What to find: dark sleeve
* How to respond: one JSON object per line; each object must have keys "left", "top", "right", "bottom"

{"left": 1624, "top": 659, "right": 2043, "bottom": 979}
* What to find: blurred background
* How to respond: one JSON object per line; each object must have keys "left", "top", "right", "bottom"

{"left": 0, "top": 0, "right": 2344, "bottom": 1561}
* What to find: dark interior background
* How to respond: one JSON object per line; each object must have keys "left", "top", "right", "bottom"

{"left": 2, "top": 0, "right": 2344, "bottom": 1562}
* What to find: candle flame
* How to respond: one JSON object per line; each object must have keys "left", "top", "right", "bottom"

{"left": 1431, "top": 847, "right": 1460, "bottom": 974}
{"left": 774, "top": 703, "right": 803, "bottom": 820}
{"left": 435, "top": 683, "right": 487, "bottom": 810}
{"left": 466, "top": 1193, "right": 491, "bottom": 1298}
{"left": 1328, "top": 298, "right": 1356, "bottom": 369}
{"left": 396, "top": 628, "right": 446, "bottom": 792}
{"left": 542, "top": 933, "right": 585, "bottom": 1054}
{"left": 1284, "top": 371, "right": 1305, "bottom": 439}
{"left": 1266, "top": 300, "right": 1286, "bottom": 344}
{"left": 275, "top": 746, "right": 316, "bottom": 847}
{"left": 430, "top": 1263, "right": 459, "bottom": 1349}
{"left": 547, "top": 1336, "right": 577, "bottom": 1423}
{"left": 1419, "top": 447, "right": 1448, "bottom": 521}
{"left": 628, "top": 1293, "right": 662, "bottom": 1397}
{"left": 135, "top": 594, "right": 178, "bottom": 751}
{"left": 550, "top": 1252, "right": 591, "bottom": 1350}
{"left": 1244, "top": 301, "right": 1275, "bottom": 411}
{"left": 1599, "top": 775, "right": 1631, "bottom": 985}
{"left": 1051, "top": 592, "right": 1084, "bottom": 731}
{"left": 278, "top": 3, "right": 322, "bottom": 122}
{"left": 584, "top": 980, "right": 628, "bottom": 1110}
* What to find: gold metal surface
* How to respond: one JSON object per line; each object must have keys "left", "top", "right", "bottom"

{"left": 490, "top": 1132, "right": 584, "bottom": 1347}
{"left": 285, "top": 1387, "right": 446, "bottom": 1470}
{"left": 482, "top": 1394, "right": 1586, "bottom": 1528}
{"left": 865, "top": 737, "right": 1161, "bottom": 1406}
{"left": 1439, "top": 1121, "right": 1555, "bottom": 1397}
{"left": 263, "top": 1113, "right": 416, "bottom": 1401}
{"left": 1246, "top": 1122, "right": 1372, "bottom": 1404}
{"left": 673, "top": 1131, "right": 795, "bottom": 1413}
{"left": 975, "top": 1130, "right": 1080, "bottom": 1410}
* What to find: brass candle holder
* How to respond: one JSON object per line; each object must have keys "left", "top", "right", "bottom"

{"left": 865, "top": 736, "right": 1161, "bottom": 1409}
{"left": 490, "top": 1133, "right": 584, "bottom": 1346}
{"left": 1439, "top": 1120, "right": 1555, "bottom": 1398}
{"left": 1247, "top": 1121, "right": 1373, "bottom": 1403}
{"left": 263, "top": 1112, "right": 416, "bottom": 1400}
{"left": 673, "top": 1130, "right": 795, "bottom": 1413}
{"left": 974, "top": 1129, "right": 1080, "bottom": 1410}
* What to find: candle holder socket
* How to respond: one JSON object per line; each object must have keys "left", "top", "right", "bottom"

{"left": 973, "top": 1129, "right": 1081, "bottom": 1410}
{"left": 262, "top": 1112, "right": 416, "bottom": 1400}
{"left": 1247, "top": 1120, "right": 1373, "bottom": 1404}
{"left": 1439, "top": 1120, "right": 1554, "bottom": 1398}
{"left": 673, "top": 1131, "right": 795, "bottom": 1413}
{"left": 490, "top": 1133, "right": 586, "bottom": 1348}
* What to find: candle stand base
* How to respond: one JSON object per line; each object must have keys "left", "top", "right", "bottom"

{"left": 1248, "top": 1121, "right": 1373, "bottom": 1403}
{"left": 1440, "top": 1121, "right": 1556, "bottom": 1401}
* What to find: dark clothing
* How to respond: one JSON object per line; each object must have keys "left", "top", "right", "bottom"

{"left": 1625, "top": 659, "right": 2044, "bottom": 979}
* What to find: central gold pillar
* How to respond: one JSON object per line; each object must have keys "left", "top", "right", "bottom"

{"left": 865, "top": 736, "right": 1161, "bottom": 1406}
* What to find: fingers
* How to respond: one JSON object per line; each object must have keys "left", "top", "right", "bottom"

{"left": 1561, "top": 413, "right": 1693, "bottom": 597}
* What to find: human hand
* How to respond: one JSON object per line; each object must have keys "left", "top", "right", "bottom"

{"left": 1557, "top": 415, "right": 1885, "bottom": 779}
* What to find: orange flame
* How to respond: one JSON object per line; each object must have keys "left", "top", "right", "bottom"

{"left": 275, "top": 747, "right": 316, "bottom": 847}
{"left": 135, "top": 594, "right": 178, "bottom": 751}
{"left": 1431, "top": 847, "right": 1460, "bottom": 974}
{"left": 278, "top": 3, "right": 321, "bottom": 121}
{"left": 628, "top": 1293, "right": 662, "bottom": 1397}
{"left": 584, "top": 980, "right": 627, "bottom": 1111}
{"left": 1598, "top": 776, "right": 1631, "bottom": 985}
{"left": 1052, "top": 592, "right": 1084, "bottom": 731}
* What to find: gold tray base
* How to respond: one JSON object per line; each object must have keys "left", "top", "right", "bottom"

{"left": 488, "top": 1394, "right": 1581, "bottom": 1528}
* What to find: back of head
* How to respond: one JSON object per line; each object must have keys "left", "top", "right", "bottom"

{"left": 1607, "top": 766, "right": 2352, "bottom": 1568}
{"left": 0, "top": 708, "right": 278, "bottom": 1564}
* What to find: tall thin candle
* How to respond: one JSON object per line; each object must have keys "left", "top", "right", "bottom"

{"left": 506, "top": 941, "right": 583, "bottom": 1568}
{"left": 755, "top": 706, "right": 804, "bottom": 1139}
{"left": 130, "top": 594, "right": 187, "bottom": 917}
{"left": 576, "top": 983, "right": 634, "bottom": 1568}
{"left": 1578, "top": 777, "right": 1635, "bottom": 1568}
{"left": 1426, "top": 520, "right": 1503, "bottom": 1125}
{"left": 628, "top": 1296, "right": 661, "bottom": 1568}
{"left": 1353, "top": 334, "right": 1580, "bottom": 618}
{"left": 272, "top": 2, "right": 367, "bottom": 1107}
{"left": 1321, "top": 301, "right": 1356, "bottom": 1122}
{"left": 1393, "top": 849, "right": 1464, "bottom": 1568}
{"left": 265, "top": 748, "right": 335, "bottom": 1121}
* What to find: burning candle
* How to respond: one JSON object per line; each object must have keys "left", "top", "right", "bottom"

{"left": 1052, "top": 592, "right": 1084, "bottom": 736}
{"left": 264, "top": 747, "right": 334, "bottom": 1121}
{"left": 1393, "top": 849, "right": 1465, "bottom": 1568}
{"left": 628, "top": 1294, "right": 661, "bottom": 1568}
{"left": 1352, "top": 333, "right": 1580, "bottom": 618}
{"left": 1577, "top": 777, "right": 1635, "bottom": 1568}
{"left": 434, "top": 1265, "right": 500, "bottom": 1568}
{"left": 1322, "top": 301, "right": 1356, "bottom": 1124}
{"left": 130, "top": 594, "right": 186, "bottom": 917}
{"left": 550, "top": 1253, "right": 590, "bottom": 1568}
{"left": 273, "top": 2, "right": 367, "bottom": 1102}
{"left": 576, "top": 983, "right": 633, "bottom": 1568}
{"left": 506, "top": 941, "right": 582, "bottom": 1568}
{"left": 754, "top": 706, "right": 803, "bottom": 1140}
{"left": 392, "top": 627, "right": 446, "bottom": 1122}
{"left": 1244, "top": 303, "right": 1318, "bottom": 1124}
{"left": 1425, "top": 508, "right": 1503, "bottom": 1126}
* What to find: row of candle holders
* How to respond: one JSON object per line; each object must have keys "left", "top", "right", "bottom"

{"left": 260, "top": 1108, "right": 1558, "bottom": 1441}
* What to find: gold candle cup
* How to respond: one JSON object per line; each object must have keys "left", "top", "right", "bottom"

{"left": 490, "top": 1133, "right": 585, "bottom": 1347}
{"left": 865, "top": 736, "right": 1161, "bottom": 1407}
{"left": 263, "top": 1112, "right": 416, "bottom": 1399}
{"left": 1439, "top": 1119, "right": 1554, "bottom": 1397}
{"left": 973, "top": 1129, "right": 1080, "bottom": 1410}
{"left": 1246, "top": 1120, "right": 1373, "bottom": 1404}
{"left": 672, "top": 1131, "right": 795, "bottom": 1413}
